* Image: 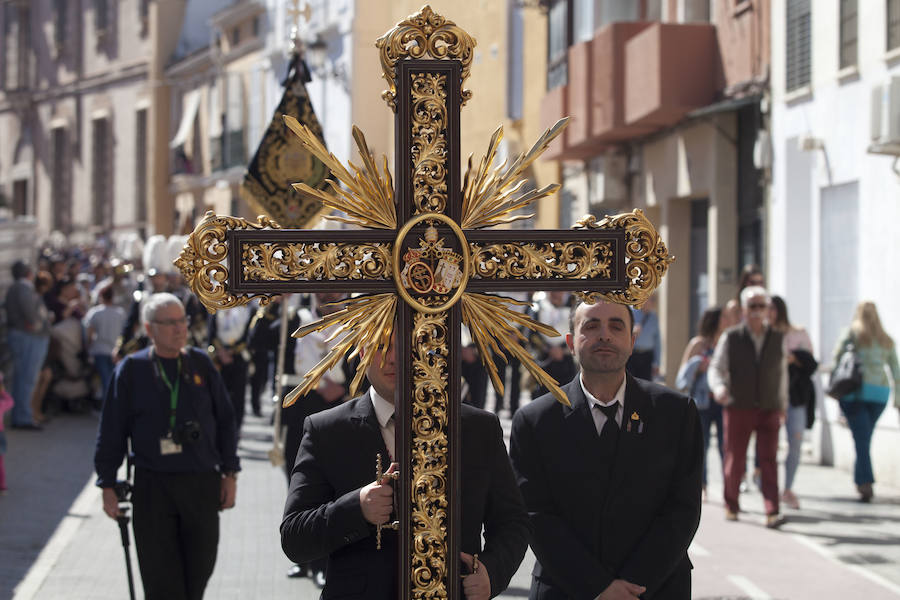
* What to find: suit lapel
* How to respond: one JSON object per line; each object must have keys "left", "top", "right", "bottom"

{"left": 348, "top": 392, "right": 392, "bottom": 465}
{"left": 563, "top": 379, "right": 605, "bottom": 475}
{"left": 610, "top": 374, "right": 652, "bottom": 489}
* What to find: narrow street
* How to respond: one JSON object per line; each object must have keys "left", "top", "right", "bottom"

{"left": 2, "top": 399, "right": 898, "bottom": 599}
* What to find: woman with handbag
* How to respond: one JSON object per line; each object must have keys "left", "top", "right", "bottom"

{"left": 832, "top": 302, "right": 899, "bottom": 502}
{"left": 677, "top": 307, "right": 734, "bottom": 500}
{"left": 770, "top": 296, "right": 816, "bottom": 509}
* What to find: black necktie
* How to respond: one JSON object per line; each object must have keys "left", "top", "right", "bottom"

{"left": 595, "top": 403, "right": 620, "bottom": 462}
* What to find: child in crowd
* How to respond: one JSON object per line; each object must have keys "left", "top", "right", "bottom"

{"left": 0, "top": 372, "right": 13, "bottom": 494}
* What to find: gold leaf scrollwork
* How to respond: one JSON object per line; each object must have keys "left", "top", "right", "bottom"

{"left": 573, "top": 209, "right": 675, "bottom": 307}
{"left": 375, "top": 4, "right": 476, "bottom": 111}
{"left": 470, "top": 241, "right": 613, "bottom": 280}
{"left": 411, "top": 73, "right": 449, "bottom": 215}
{"left": 411, "top": 311, "right": 449, "bottom": 599}
{"left": 173, "top": 211, "right": 282, "bottom": 314}
{"left": 242, "top": 242, "right": 393, "bottom": 282}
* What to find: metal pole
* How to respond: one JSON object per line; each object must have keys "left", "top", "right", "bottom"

{"left": 269, "top": 294, "right": 290, "bottom": 466}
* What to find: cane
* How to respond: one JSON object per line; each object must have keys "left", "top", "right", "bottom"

{"left": 114, "top": 454, "right": 136, "bottom": 600}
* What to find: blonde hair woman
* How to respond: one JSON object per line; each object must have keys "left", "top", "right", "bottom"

{"left": 834, "top": 302, "right": 899, "bottom": 502}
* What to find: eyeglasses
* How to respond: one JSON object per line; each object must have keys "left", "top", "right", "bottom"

{"left": 152, "top": 317, "right": 188, "bottom": 327}
{"left": 747, "top": 303, "right": 768, "bottom": 310}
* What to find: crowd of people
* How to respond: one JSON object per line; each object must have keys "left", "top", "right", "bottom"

{"left": 1, "top": 248, "right": 897, "bottom": 597}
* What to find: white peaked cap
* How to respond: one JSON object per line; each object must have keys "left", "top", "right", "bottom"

{"left": 166, "top": 235, "right": 190, "bottom": 274}
{"left": 143, "top": 235, "right": 169, "bottom": 273}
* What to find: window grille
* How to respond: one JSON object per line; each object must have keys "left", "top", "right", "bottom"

{"left": 786, "top": 0, "right": 811, "bottom": 92}
{"left": 839, "top": 0, "right": 857, "bottom": 69}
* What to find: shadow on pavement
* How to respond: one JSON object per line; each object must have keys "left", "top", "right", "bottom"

{"left": 0, "top": 413, "right": 99, "bottom": 598}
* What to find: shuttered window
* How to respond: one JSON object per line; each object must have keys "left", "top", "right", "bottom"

{"left": 786, "top": 0, "right": 811, "bottom": 92}
{"left": 889, "top": 0, "right": 900, "bottom": 51}
{"left": 52, "top": 127, "right": 71, "bottom": 233}
{"left": 547, "top": 0, "right": 569, "bottom": 90}
{"left": 839, "top": 0, "right": 857, "bottom": 69}
{"left": 92, "top": 118, "right": 112, "bottom": 229}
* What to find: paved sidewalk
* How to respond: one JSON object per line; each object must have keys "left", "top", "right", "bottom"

{"left": 3, "top": 407, "right": 317, "bottom": 600}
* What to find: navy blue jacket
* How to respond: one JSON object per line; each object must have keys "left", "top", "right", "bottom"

{"left": 94, "top": 346, "right": 240, "bottom": 487}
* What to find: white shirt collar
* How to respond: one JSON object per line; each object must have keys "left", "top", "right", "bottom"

{"left": 580, "top": 373, "right": 627, "bottom": 410}
{"left": 370, "top": 386, "right": 394, "bottom": 428}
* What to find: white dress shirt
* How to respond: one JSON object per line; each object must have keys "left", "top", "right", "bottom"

{"left": 370, "top": 387, "right": 395, "bottom": 460}
{"left": 580, "top": 374, "right": 627, "bottom": 436}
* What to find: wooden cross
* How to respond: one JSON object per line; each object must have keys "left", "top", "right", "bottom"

{"left": 175, "top": 6, "right": 673, "bottom": 599}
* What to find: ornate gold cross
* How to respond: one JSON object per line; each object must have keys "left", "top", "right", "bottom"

{"left": 175, "top": 6, "right": 673, "bottom": 599}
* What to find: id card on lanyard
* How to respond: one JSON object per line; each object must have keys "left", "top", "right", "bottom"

{"left": 158, "top": 356, "right": 182, "bottom": 455}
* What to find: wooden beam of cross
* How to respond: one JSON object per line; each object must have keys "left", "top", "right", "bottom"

{"left": 174, "top": 6, "right": 674, "bottom": 599}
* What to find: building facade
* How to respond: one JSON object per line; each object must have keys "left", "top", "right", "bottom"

{"left": 769, "top": 0, "right": 900, "bottom": 483}
{"left": 539, "top": 0, "right": 771, "bottom": 381}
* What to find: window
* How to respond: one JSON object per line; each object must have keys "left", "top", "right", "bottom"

{"left": 839, "top": 0, "right": 857, "bottom": 69}
{"left": 252, "top": 15, "right": 261, "bottom": 37}
{"left": 135, "top": 110, "right": 148, "bottom": 229}
{"left": 785, "top": 0, "right": 811, "bottom": 92}
{"left": 139, "top": 0, "right": 149, "bottom": 35}
{"left": 4, "top": 3, "right": 30, "bottom": 90}
{"left": 95, "top": 0, "right": 108, "bottom": 33}
{"left": 507, "top": 0, "right": 524, "bottom": 121}
{"left": 889, "top": 0, "right": 900, "bottom": 51}
{"left": 51, "top": 127, "right": 71, "bottom": 233}
{"left": 232, "top": 27, "right": 240, "bottom": 47}
{"left": 91, "top": 118, "right": 111, "bottom": 229}
{"left": 547, "top": 0, "right": 570, "bottom": 90}
{"left": 54, "top": 0, "right": 67, "bottom": 50}
{"left": 224, "top": 73, "right": 245, "bottom": 168}
{"left": 573, "top": 0, "right": 594, "bottom": 44}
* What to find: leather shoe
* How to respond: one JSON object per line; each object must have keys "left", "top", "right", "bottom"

{"left": 766, "top": 514, "right": 786, "bottom": 529}
{"left": 286, "top": 564, "right": 307, "bottom": 578}
{"left": 725, "top": 509, "right": 738, "bottom": 521}
{"left": 313, "top": 570, "right": 326, "bottom": 588}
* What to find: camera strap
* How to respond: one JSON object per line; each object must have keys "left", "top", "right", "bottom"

{"left": 156, "top": 356, "right": 181, "bottom": 434}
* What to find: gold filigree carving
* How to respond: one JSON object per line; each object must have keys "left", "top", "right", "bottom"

{"left": 375, "top": 5, "right": 476, "bottom": 111}
{"left": 242, "top": 242, "right": 393, "bottom": 282}
{"left": 284, "top": 116, "right": 396, "bottom": 229}
{"left": 573, "top": 209, "right": 676, "bottom": 307}
{"left": 411, "top": 72, "right": 449, "bottom": 215}
{"left": 461, "top": 118, "right": 568, "bottom": 229}
{"left": 173, "top": 211, "right": 282, "bottom": 314}
{"left": 284, "top": 294, "right": 396, "bottom": 406}
{"left": 460, "top": 293, "right": 570, "bottom": 407}
{"left": 410, "top": 311, "right": 449, "bottom": 599}
{"left": 470, "top": 241, "right": 613, "bottom": 280}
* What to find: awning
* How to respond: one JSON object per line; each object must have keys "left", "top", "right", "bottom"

{"left": 169, "top": 89, "right": 202, "bottom": 148}
{"left": 686, "top": 94, "right": 760, "bottom": 119}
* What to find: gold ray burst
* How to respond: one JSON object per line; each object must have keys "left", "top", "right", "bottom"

{"left": 460, "top": 292, "right": 570, "bottom": 407}
{"left": 283, "top": 115, "right": 396, "bottom": 229}
{"left": 283, "top": 294, "right": 397, "bottom": 407}
{"left": 460, "top": 118, "right": 569, "bottom": 229}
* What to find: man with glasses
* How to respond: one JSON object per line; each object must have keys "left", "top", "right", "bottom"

{"left": 95, "top": 293, "right": 240, "bottom": 599}
{"left": 708, "top": 286, "right": 788, "bottom": 528}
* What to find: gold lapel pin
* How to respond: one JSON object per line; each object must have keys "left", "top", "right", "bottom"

{"left": 631, "top": 412, "right": 639, "bottom": 421}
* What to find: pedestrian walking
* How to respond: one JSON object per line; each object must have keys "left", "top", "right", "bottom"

{"left": 94, "top": 293, "right": 240, "bottom": 600}
{"left": 832, "top": 301, "right": 899, "bottom": 502}
{"left": 676, "top": 307, "right": 724, "bottom": 501}
{"left": 769, "top": 295, "right": 816, "bottom": 510}
{"left": 5, "top": 260, "right": 51, "bottom": 429}
{"left": 708, "top": 286, "right": 788, "bottom": 528}
{"left": 84, "top": 284, "right": 127, "bottom": 397}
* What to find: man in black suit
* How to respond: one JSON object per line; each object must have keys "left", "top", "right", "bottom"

{"left": 281, "top": 337, "right": 530, "bottom": 599}
{"left": 510, "top": 300, "right": 702, "bottom": 600}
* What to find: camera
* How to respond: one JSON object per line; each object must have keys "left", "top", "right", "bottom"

{"left": 172, "top": 420, "right": 202, "bottom": 445}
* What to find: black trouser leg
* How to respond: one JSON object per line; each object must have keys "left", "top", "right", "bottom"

{"left": 221, "top": 357, "right": 248, "bottom": 431}
{"left": 132, "top": 471, "right": 220, "bottom": 600}
{"left": 249, "top": 350, "right": 268, "bottom": 415}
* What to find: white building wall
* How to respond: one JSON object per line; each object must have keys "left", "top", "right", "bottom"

{"left": 770, "top": 0, "right": 900, "bottom": 485}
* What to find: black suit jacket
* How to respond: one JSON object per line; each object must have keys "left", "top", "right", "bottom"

{"left": 281, "top": 393, "right": 530, "bottom": 599}
{"left": 510, "top": 375, "right": 702, "bottom": 600}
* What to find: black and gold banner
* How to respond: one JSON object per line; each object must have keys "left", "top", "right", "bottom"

{"left": 240, "top": 56, "right": 330, "bottom": 228}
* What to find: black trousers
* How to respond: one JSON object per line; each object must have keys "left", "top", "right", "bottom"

{"left": 132, "top": 469, "right": 220, "bottom": 600}
{"left": 220, "top": 356, "right": 248, "bottom": 430}
{"left": 249, "top": 349, "right": 269, "bottom": 415}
